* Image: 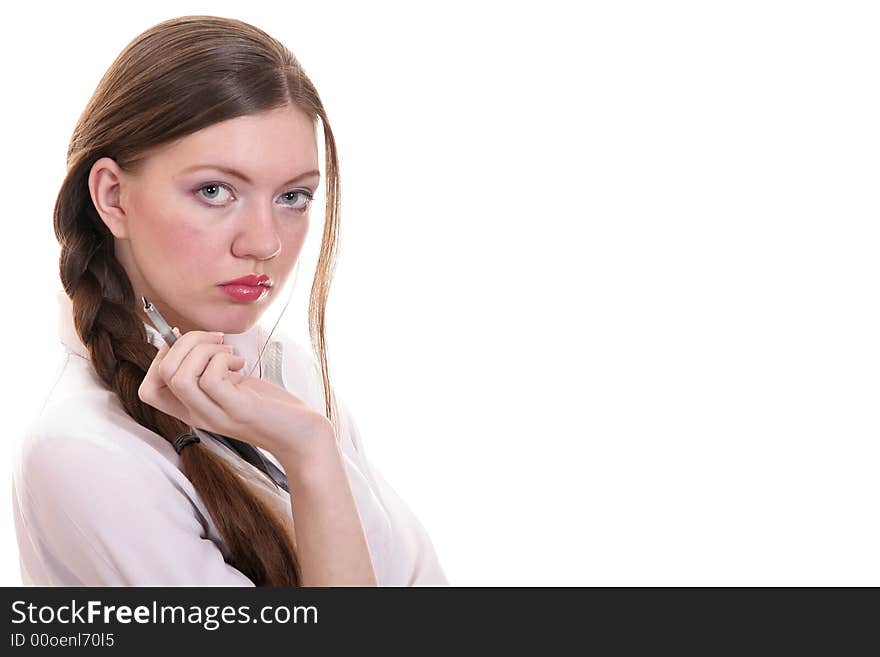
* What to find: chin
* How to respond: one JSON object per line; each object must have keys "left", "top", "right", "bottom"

{"left": 212, "top": 313, "right": 260, "bottom": 335}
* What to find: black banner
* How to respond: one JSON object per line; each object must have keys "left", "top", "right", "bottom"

{"left": 1, "top": 587, "right": 875, "bottom": 651}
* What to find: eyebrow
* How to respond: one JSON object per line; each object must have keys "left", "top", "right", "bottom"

{"left": 178, "top": 164, "right": 321, "bottom": 187}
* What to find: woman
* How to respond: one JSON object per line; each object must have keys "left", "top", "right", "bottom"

{"left": 12, "top": 15, "right": 447, "bottom": 587}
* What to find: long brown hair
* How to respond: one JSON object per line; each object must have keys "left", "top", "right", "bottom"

{"left": 54, "top": 15, "right": 342, "bottom": 586}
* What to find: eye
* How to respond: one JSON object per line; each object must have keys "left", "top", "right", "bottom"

{"left": 194, "top": 182, "right": 314, "bottom": 213}
{"left": 196, "top": 182, "right": 234, "bottom": 206}
{"left": 280, "top": 190, "right": 314, "bottom": 213}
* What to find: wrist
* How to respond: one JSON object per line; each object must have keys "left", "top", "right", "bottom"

{"left": 276, "top": 427, "right": 342, "bottom": 490}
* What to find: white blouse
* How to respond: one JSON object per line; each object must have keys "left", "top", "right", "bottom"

{"left": 11, "top": 289, "right": 448, "bottom": 586}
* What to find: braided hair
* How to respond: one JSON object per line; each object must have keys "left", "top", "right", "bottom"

{"left": 53, "top": 15, "right": 343, "bottom": 586}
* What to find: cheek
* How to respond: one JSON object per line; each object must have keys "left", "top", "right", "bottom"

{"left": 137, "top": 204, "right": 224, "bottom": 280}
{"left": 170, "top": 225, "right": 218, "bottom": 269}
{"left": 279, "top": 219, "right": 309, "bottom": 260}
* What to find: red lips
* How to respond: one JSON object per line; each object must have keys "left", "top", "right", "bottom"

{"left": 219, "top": 274, "right": 271, "bottom": 287}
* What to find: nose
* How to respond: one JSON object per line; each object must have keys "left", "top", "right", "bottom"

{"left": 231, "top": 201, "right": 282, "bottom": 260}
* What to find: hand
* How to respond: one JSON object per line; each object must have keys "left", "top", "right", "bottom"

{"left": 138, "top": 326, "right": 335, "bottom": 463}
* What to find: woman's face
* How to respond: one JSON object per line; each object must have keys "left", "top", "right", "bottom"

{"left": 89, "top": 105, "right": 320, "bottom": 335}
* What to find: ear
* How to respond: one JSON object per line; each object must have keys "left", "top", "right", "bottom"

{"left": 88, "top": 157, "right": 132, "bottom": 239}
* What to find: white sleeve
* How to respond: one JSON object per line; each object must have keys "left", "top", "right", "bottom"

{"left": 335, "top": 394, "right": 450, "bottom": 586}
{"left": 16, "top": 433, "right": 255, "bottom": 587}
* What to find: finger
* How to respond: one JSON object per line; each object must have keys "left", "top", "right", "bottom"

{"left": 158, "top": 328, "right": 225, "bottom": 385}
{"left": 139, "top": 336, "right": 173, "bottom": 405}
{"left": 144, "top": 342, "right": 170, "bottom": 379}
{"left": 198, "top": 350, "right": 252, "bottom": 421}
{"left": 189, "top": 350, "right": 248, "bottom": 427}
{"left": 141, "top": 350, "right": 243, "bottom": 427}
{"left": 166, "top": 343, "right": 238, "bottom": 422}
{"left": 140, "top": 346, "right": 193, "bottom": 422}
{"left": 172, "top": 342, "right": 236, "bottom": 384}
{"left": 143, "top": 328, "right": 205, "bottom": 398}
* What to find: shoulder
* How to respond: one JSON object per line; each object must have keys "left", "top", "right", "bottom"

{"left": 12, "top": 406, "right": 248, "bottom": 586}
{"left": 15, "top": 409, "right": 178, "bottom": 503}
{"left": 12, "top": 417, "right": 187, "bottom": 559}
{"left": 14, "top": 354, "right": 183, "bottom": 505}
{"left": 29, "top": 351, "right": 175, "bottom": 455}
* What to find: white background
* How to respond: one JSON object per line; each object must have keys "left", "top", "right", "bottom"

{"left": 1, "top": 1, "right": 878, "bottom": 586}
